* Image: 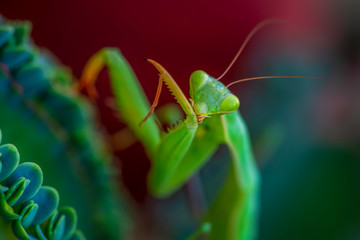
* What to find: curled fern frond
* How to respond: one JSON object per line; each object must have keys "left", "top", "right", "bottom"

{"left": 0, "top": 142, "right": 84, "bottom": 240}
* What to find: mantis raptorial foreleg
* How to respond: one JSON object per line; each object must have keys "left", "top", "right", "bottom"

{"left": 78, "top": 48, "right": 161, "bottom": 158}
{"left": 148, "top": 120, "right": 198, "bottom": 196}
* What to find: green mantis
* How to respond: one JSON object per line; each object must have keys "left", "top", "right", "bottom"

{"left": 77, "top": 20, "right": 319, "bottom": 240}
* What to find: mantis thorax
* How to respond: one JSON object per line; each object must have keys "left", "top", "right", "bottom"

{"left": 189, "top": 70, "right": 240, "bottom": 123}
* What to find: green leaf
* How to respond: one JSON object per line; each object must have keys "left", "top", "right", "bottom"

{"left": 14, "top": 63, "right": 49, "bottom": 97}
{"left": 0, "top": 193, "right": 20, "bottom": 220}
{"left": 5, "top": 177, "right": 30, "bottom": 206}
{"left": 51, "top": 214, "right": 66, "bottom": 240}
{"left": 12, "top": 220, "right": 31, "bottom": 240}
{"left": 56, "top": 207, "right": 77, "bottom": 240}
{"left": 0, "top": 26, "right": 13, "bottom": 47}
{"left": 70, "top": 230, "right": 86, "bottom": 240}
{"left": 0, "top": 184, "right": 8, "bottom": 193}
{"left": 35, "top": 225, "right": 48, "bottom": 240}
{"left": 12, "top": 21, "right": 31, "bottom": 45}
{"left": 0, "top": 46, "right": 32, "bottom": 70}
{"left": 5, "top": 163, "right": 43, "bottom": 204}
{"left": 0, "top": 144, "right": 20, "bottom": 182}
{"left": 31, "top": 186, "right": 59, "bottom": 225}
{"left": 20, "top": 200, "right": 38, "bottom": 228}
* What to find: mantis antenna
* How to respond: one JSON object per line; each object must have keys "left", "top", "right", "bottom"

{"left": 226, "top": 76, "right": 322, "bottom": 88}
{"left": 216, "top": 20, "right": 321, "bottom": 87}
{"left": 216, "top": 19, "right": 285, "bottom": 81}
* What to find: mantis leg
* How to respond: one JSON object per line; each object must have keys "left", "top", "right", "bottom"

{"left": 154, "top": 116, "right": 222, "bottom": 196}
{"left": 148, "top": 121, "right": 198, "bottom": 197}
{"left": 139, "top": 78, "right": 163, "bottom": 126}
{"left": 80, "top": 49, "right": 201, "bottom": 198}
{"left": 79, "top": 48, "right": 161, "bottom": 158}
{"left": 205, "top": 111, "right": 259, "bottom": 240}
{"left": 79, "top": 50, "right": 201, "bottom": 198}
{"left": 144, "top": 59, "right": 203, "bottom": 197}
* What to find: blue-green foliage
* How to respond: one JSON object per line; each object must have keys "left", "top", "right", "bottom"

{"left": 0, "top": 17, "right": 126, "bottom": 239}
{"left": 0, "top": 141, "right": 84, "bottom": 240}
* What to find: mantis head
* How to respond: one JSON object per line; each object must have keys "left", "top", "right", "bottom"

{"left": 188, "top": 19, "right": 283, "bottom": 123}
{"left": 189, "top": 70, "right": 240, "bottom": 123}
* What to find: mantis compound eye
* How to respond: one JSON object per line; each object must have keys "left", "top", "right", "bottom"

{"left": 190, "top": 70, "right": 208, "bottom": 93}
{"left": 220, "top": 95, "right": 240, "bottom": 113}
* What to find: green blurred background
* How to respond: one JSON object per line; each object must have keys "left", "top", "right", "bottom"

{"left": 1, "top": 0, "right": 360, "bottom": 239}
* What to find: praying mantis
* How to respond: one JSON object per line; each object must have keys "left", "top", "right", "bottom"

{"left": 77, "top": 20, "right": 319, "bottom": 240}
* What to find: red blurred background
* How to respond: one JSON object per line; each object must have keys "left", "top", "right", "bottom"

{"left": 1, "top": 0, "right": 329, "bottom": 90}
